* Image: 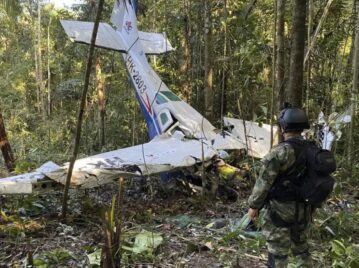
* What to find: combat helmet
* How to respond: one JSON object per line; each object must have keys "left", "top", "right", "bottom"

{"left": 278, "top": 107, "right": 310, "bottom": 132}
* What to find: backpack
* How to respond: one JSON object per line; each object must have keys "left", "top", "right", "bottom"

{"left": 268, "top": 138, "right": 336, "bottom": 207}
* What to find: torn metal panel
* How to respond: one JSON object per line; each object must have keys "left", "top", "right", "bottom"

{"left": 45, "top": 136, "right": 217, "bottom": 189}
{"left": 0, "top": 161, "right": 61, "bottom": 194}
{"left": 60, "top": 20, "right": 127, "bottom": 52}
{"left": 36, "top": 161, "right": 62, "bottom": 173}
{"left": 46, "top": 169, "right": 139, "bottom": 189}
{"left": 224, "top": 117, "right": 278, "bottom": 158}
{"left": 321, "top": 126, "right": 335, "bottom": 150}
{"left": 0, "top": 180, "right": 33, "bottom": 194}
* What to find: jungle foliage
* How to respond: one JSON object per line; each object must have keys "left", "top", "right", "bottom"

{"left": 0, "top": 0, "right": 359, "bottom": 267}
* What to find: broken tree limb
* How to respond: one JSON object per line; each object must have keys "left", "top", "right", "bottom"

{"left": 304, "top": 0, "right": 334, "bottom": 65}
{"left": 0, "top": 111, "right": 15, "bottom": 172}
{"left": 242, "top": 0, "right": 257, "bottom": 21}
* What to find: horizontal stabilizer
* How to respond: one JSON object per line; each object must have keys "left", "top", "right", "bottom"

{"left": 60, "top": 20, "right": 127, "bottom": 52}
{"left": 139, "top": 31, "right": 174, "bottom": 54}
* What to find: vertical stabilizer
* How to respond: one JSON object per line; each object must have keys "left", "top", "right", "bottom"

{"left": 111, "top": 0, "right": 139, "bottom": 47}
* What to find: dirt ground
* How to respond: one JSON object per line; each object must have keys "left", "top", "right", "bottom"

{"left": 0, "top": 177, "right": 269, "bottom": 267}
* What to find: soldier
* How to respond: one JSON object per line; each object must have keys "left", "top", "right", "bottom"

{"left": 247, "top": 108, "right": 313, "bottom": 268}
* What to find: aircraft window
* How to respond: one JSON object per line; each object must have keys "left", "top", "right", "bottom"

{"left": 160, "top": 113, "right": 169, "bottom": 125}
{"left": 155, "top": 93, "right": 168, "bottom": 104}
{"left": 160, "top": 91, "right": 181, "bottom": 101}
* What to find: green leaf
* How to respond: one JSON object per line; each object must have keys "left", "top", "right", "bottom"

{"left": 33, "top": 258, "right": 47, "bottom": 267}
{"left": 331, "top": 240, "right": 346, "bottom": 256}
{"left": 87, "top": 249, "right": 101, "bottom": 267}
{"left": 0, "top": 210, "right": 10, "bottom": 222}
{"left": 123, "top": 230, "right": 163, "bottom": 254}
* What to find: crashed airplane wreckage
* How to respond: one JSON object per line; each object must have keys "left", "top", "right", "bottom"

{"left": 0, "top": 0, "right": 279, "bottom": 195}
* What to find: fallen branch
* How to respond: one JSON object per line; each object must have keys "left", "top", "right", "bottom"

{"left": 244, "top": 253, "right": 266, "bottom": 261}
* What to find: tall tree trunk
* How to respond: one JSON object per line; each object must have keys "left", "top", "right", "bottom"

{"left": 347, "top": 0, "right": 359, "bottom": 78}
{"left": 180, "top": 0, "right": 192, "bottom": 103}
{"left": 96, "top": 58, "right": 106, "bottom": 148}
{"left": 276, "top": 0, "right": 285, "bottom": 110}
{"left": 34, "top": 45, "right": 41, "bottom": 114}
{"left": 36, "top": 0, "right": 45, "bottom": 118}
{"left": 0, "top": 112, "right": 15, "bottom": 172}
{"left": 306, "top": 0, "right": 314, "bottom": 114}
{"left": 47, "top": 17, "right": 52, "bottom": 116}
{"left": 287, "top": 0, "right": 307, "bottom": 108}
{"left": 271, "top": 0, "right": 278, "bottom": 147}
{"left": 204, "top": 0, "right": 213, "bottom": 120}
{"left": 221, "top": 0, "right": 228, "bottom": 126}
{"left": 348, "top": 6, "right": 359, "bottom": 179}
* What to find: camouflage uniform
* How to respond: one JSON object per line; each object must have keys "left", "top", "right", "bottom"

{"left": 248, "top": 136, "right": 312, "bottom": 268}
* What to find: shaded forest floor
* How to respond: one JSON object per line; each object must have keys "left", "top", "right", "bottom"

{"left": 1, "top": 175, "right": 359, "bottom": 267}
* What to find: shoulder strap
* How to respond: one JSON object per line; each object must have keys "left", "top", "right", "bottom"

{"left": 278, "top": 138, "right": 309, "bottom": 182}
{"left": 282, "top": 138, "right": 307, "bottom": 157}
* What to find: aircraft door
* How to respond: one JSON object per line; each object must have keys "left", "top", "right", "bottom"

{"left": 157, "top": 109, "right": 174, "bottom": 133}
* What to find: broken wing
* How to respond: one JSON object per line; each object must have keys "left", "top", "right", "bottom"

{"left": 0, "top": 135, "right": 217, "bottom": 194}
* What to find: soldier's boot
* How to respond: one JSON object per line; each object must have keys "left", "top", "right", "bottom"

{"left": 267, "top": 253, "right": 288, "bottom": 268}
{"left": 294, "top": 251, "right": 312, "bottom": 268}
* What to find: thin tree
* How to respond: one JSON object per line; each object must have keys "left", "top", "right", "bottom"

{"left": 304, "top": 0, "right": 334, "bottom": 65}
{"left": 204, "top": 0, "right": 213, "bottom": 120}
{"left": 96, "top": 57, "right": 106, "bottom": 148}
{"left": 220, "top": 0, "right": 228, "bottom": 125}
{"left": 47, "top": 15, "right": 52, "bottom": 116}
{"left": 242, "top": 0, "right": 257, "bottom": 21}
{"left": 180, "top": 0, "right": 192, "bottom": 103}
{"left": 306, "top": 0, "right": 314, "bottom": 113}
{"left": 346, "top": 0, "right": 359, "bottom": 73}
{"left": 287, "top": 0, "right": 307, "bottom": 107}
{"left": 276, "top": 0, "right": 285, "bottom": 110}
{"left": 0, "top": 0, "right": 20, "bottom": 18}
{"left": 36, "top": 0, "right": 46, "bottom": 118}
{"left": 271, "top": 0, "right": 278, "bottom": 147}
{"left": 62, "top": 0, "right": 105, "bottom": 220}
{"left": 348, "top": 6, "right": 359, "bottom": 179}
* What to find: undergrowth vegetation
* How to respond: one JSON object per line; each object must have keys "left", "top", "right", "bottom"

{"left": 0, "top": 176, "right": 358, "bottom": 267}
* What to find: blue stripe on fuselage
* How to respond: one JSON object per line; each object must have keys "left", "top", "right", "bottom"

{"left": 132, "top": 88, "right": 160, "bottom": 139}
{"left": 123, "top": 54, "right": 161, "bottom": 140}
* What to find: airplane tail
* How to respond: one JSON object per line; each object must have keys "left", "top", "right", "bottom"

{"left": 111, "top": 0, "right": 173, "bottom": 54}
{"left": 61, "top": 0, "right": 173, "bottom": 55}
{"left": 111, "top": 0, "right": 139, "bottom": 47}
{"left": 111, "top": 1, "right": 138, "bottom": 37}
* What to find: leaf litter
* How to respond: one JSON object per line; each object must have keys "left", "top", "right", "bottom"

{"left": 1, "top": 175, "right": 357, "bottom": 267}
